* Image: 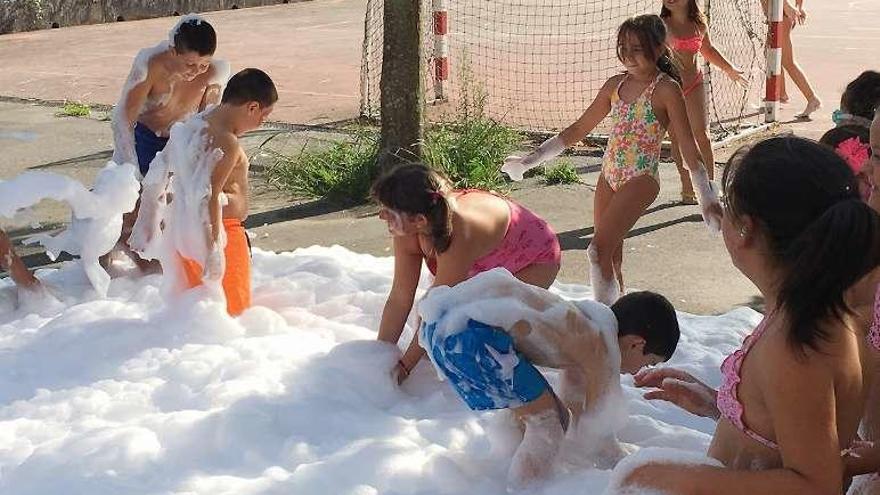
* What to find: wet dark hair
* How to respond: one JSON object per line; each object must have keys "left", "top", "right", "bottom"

{"left": 722, "top": 136, "right": 880, "bottom": 351}
{"left": 617, "top": 14, "right": 682, "bottom": 85}
{"left": 660, "top": 0, "right": 708, "bottom": 32}
{"left": 173, "top": 18, "right": 216, "bottom": 56}
{"left": 370, "top": 163, "right": 453, "bottom": 253}
{"left": 841, "top": 71, "right": 880, "bottom": 121}
{"left": 222, "top": 68, "right": 278, "bottom": 107}
{"left": 612, "top": 291, "right": 680, "bottom": 360}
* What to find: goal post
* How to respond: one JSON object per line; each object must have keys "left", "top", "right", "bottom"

{"left": 361, "top": 0, "right": 771, "bottom": 140}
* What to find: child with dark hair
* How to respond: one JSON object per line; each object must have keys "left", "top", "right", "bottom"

{"left": 819, "top": 71, "right": 880, "bottom": 200}
{"left": 417, "top": 268, "right": 680, "bottom": 489}
{"left": 112, "top": 15, "right": 228, "bottom": 177}
{"left": 131, "top": 69, "right": 277, "bottom": 316}
{"left": 660, "top": 0, "right": 748, "bottom": 204}
{"left": 371, "top": 163, "right": 561, "bottom": 382}
{"left": 625, "top": 136, "right": 880, "bottom": 494}
{"left": 108, "top": 15, "right": 229, "bottom": 274}
{"left": 501, "top": 14, "right": 721, "bottom": 306}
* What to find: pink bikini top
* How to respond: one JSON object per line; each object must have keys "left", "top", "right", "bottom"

{"left": 717, "top": 318, "right": 779, "bottom": 450}
{"left": 669, "top": 34, "right": 703, "bottom": 54}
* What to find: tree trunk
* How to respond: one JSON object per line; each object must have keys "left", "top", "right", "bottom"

{"left": 377, "top": 0, "right": 422, "bottom": 170}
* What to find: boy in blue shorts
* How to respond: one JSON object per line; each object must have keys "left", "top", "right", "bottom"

{"left": 417, "top": 269, "right": 680, "bottom": 489}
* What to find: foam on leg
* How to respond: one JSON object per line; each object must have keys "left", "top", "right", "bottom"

{"left": 588, "top": 243, "right": 620, "bottom": 305}
{"left": 507, "top": 408, "right": 564, "bottom": 491}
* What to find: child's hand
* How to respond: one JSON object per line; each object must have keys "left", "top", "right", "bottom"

{"left": 203, "top": 246, "right": 225, "bottom": 284}
{"left": 725, "top": 67, "right": 748, "bottom": 87}
{"left": 501, "top": 156, "right": 530, "bottom": 182}
{"left": 843, "top": 440, "right": 880, "bottom": 477}
{"left": 635, "top": 367, "right": 720, "bottom": 419}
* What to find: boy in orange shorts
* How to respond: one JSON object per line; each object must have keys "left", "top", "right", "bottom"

{"left": 132, "top": 68, "right": 276, "bottom": 315}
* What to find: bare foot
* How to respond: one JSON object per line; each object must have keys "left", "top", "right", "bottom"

{"left": 796, "top": 98, "right": 822, "bottom": 119}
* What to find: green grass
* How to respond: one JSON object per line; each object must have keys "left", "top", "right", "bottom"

{"left": 422, "top": 117, "right": 523, "bottom": 191}
{"left": 263, "top": 130, "right": 379, "bottom": 204}
{"left": 543, "top": 159, "right": 580, "bottom": 185}
{"left": 57, "top": 102, "right": 91, "bottom": 118}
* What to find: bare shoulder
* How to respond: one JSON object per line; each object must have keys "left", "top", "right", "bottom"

{"left": 653, "top": 77, "right": 684, "bottom": 106}
{"left": 211, "top": 131, "right": 243, "bottom": 162}
{"left": 605, "top": 73, "right": 626, "bottom": 90}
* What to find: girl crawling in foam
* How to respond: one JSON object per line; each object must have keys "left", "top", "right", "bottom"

{"left": 417, "top": 268, "right": 681, "bottom": 489}
{"left": 371, "top": 163, "right": 562, "bottom": 383}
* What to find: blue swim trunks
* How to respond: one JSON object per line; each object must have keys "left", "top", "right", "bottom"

{"left": 421, "top": 319, "right": 549, "bottom": 411}
{"left": 134, "top": 122, "right": 169, "bottom": 177}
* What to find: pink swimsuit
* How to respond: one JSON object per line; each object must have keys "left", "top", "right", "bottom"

{"left": 669, "top": 34, "right": 705, "bottom": 97}
{"left": 717, "top": 319, "right": 779, "bottom": 450}
{"left": 426, "top": 190, "right": 561, "bottom": 277}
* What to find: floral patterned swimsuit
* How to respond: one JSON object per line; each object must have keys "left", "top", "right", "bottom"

{"left": 601, "top": 73, "right": 665, "bottom": 191}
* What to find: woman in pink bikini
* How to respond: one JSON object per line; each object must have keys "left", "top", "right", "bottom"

{"left": 371, "top": 163, "right": 562, "bottom": 382}
{"left": 660, "top": 0, "right": 747, "bottom": 204}
{"left": 625, "top": 136, "right": 880, "bottom": 494}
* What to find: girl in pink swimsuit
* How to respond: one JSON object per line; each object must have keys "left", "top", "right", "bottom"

{"left": 371, "top": 163, "right": 561, "bottom": 383}
{"left": 660, "top": 0, "right": 748, "bottom": 204}
{"left": 627, "top": 136, "right": 880, "bottom": 494}
{"left": 502, "top": 15, "right": 721, "bottom": 305}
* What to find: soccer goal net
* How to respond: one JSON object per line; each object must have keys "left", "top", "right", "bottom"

{"left": 360, "top": 0, "right": 767, "bottom": 140}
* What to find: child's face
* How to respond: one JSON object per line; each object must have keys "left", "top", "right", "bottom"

{"left": 241, "top": 102, "right": 274, "bottom": 132}
{"left": 619, "top": 34, "right": 656, "bottom": 77}
{"left": 174, "top": 50, "right": 212, "bottom": 82}
{"left": 618, "top": 335, "right": 666, "bottom": 375}
{"left": 378, "top": 207, "right": 424, "bottom": 236}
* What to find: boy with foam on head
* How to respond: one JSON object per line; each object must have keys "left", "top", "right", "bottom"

{"left": 112, "top": 14, "right": 229, "bottom": 176}
{"left": 130, "top": 69, "right": 277, "bottom": 316}
{"left": 417, "top": 268, "right": 680, "bottom": 489}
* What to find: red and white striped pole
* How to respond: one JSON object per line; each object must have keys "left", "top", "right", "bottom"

{"left": 433, "top": 0, "right": 449, "bottom": 102}
{"left": 765, "top": 0, "right": 783, "bottom": 122}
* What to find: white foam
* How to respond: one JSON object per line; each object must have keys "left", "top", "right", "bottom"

{"left": 0, "top": 246, "right": 761, "bottom": 494}
{"left": 130, "top": 112, "right": 224, "bottom": 296}
{"left": 0, "top": 162, "right": 140, "bottom": 296}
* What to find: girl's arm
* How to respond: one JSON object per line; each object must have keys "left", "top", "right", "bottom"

{"left": 700, "top": 32, "right": 747, "bottom": 84}
{"left": 623, "top": 337, "right": 845, "bottom": 495}
{"left": 501, "top": 75, "right": 617, "bottom": 180}
{"left": 378, "top": 235, "right": 423, "bottom": 345}
{"left": 656, "top": 81, "right": 722, "bottom": 231}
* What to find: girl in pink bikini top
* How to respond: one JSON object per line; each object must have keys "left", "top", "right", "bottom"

{"left": 620, "top": 136, "right": 880, "bottom": 494}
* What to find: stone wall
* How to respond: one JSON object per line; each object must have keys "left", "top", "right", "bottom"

{"left": 0, "top": 0, "right": 296, "bottom": 34}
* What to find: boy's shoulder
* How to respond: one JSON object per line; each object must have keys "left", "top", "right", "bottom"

{"left": 209, "top": 129, "right": 244, "bottom": 161}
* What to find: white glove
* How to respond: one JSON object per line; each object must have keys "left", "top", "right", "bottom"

{"left": 502, "top": 135, "right": 566, "bottom": 181}
{"left": 203, "top": 244, "right": 225, "bottom": 284}
{"left": 689, "top": 167, "right": 723, "bottom": 234}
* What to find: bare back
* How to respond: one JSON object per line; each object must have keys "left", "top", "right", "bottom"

{"left": 418, "top": 190, "right": 510, "bottom": 268}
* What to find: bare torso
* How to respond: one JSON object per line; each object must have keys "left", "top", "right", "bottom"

{"left": 221, "top": 150, "right": 249, "bottom": 222}
{"left": 138, "top": 51, "right": 220, "bottom": 136}
{"left": 664, "top": 18, "right": 705, "bottom": 84}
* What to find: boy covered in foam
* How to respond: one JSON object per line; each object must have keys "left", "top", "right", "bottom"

{"left": 130, "top": 69, "right": 277, "bottom": 316}
{"left": 112, "top": 14, "right": 229, "bottom": 177}
{"left": 417, "top": 268, "right": 680, "bottom": 489}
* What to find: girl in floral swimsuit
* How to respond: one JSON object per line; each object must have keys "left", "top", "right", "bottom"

{"left": 503, "top": 14, "right": 721, "bottom": 305}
